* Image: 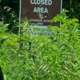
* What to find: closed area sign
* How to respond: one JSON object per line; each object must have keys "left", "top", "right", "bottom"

{"left": 20, "top": 0, "right": 62, "bottom": 27}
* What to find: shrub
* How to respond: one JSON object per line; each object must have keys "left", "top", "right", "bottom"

{"left": 0, "top": 10, "right": 80, "bottom": 80}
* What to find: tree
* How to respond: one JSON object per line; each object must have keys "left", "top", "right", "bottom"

{"left": 63, "top": 0, "right": 80, "bottom": 21}
{"left": 0, "top": 0, "right": 19, "bottom": 33}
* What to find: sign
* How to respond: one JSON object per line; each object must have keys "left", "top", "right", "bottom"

{"left": 20, "top": 0, "right": 62, "bottom": 27}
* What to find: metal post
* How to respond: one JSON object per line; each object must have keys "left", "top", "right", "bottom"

{"left": 19, "top": 0, "right": 22, "bottom": 36}
{"left": 60, "top": 0, "right": 63, "bottom": 27}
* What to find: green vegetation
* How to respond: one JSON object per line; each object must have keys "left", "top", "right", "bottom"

{"left": 0, "top": 10, "right": 80, "bottom": 80}
{"left": 0, "top": 0, "right": 80, "bottom": 80}
{"left": 63, "top": 0, "right": 80, "bottom": 21}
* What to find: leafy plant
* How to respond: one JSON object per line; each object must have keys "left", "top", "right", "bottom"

{"left": 0, "top": 10, "right": 80, "bottom": 80}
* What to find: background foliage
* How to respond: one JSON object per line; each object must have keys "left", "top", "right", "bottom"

{"left": 63, "top": 0, "right": 80, "bottom": 21}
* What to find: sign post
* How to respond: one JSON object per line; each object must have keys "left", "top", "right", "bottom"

{"left": 19, "top": 0, "right": 62, "bottom": 28}
{"left": 19, "top": 0, "right": 62, "bottom": 49}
